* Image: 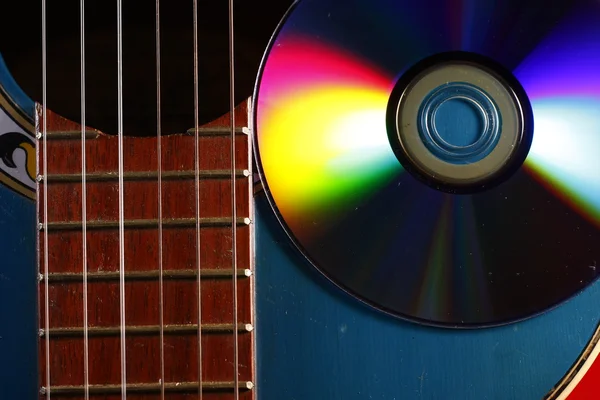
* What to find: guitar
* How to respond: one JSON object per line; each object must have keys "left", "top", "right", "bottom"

{"left": 0, "top": 0, "right": 599, "bottom": 399}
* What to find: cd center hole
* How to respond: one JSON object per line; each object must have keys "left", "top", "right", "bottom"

{"left": 434, "top": 98, "right": 485, "bottom": 147}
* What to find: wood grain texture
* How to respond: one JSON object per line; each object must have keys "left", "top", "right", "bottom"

{"left": 37, "top": 100, "right": 254, "bottom": 399}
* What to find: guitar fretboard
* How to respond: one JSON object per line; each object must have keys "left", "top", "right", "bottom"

{"left": 36, "top": 101, "right": 254, "bottom": 399}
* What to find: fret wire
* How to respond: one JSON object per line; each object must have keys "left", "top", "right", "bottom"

{"left": 43, "top": 323, "right": 254, "bottom": 337}
{"left": 116, "top": 0, "right": 127, "bottom": 397}
{"left": 228, "top": 0, "right": 240, "bottom": 398}
{"left": 193, "top": 0, "right": 203, "bottom": 397}
{"left": 41, "top": 381, "right": 255, "bottom": 395}
{"left": 41, "top": 0, "right": 51, "bottom": 396}
{"left": 155, "top": 0, "right": 166, "bottom": 397}
{"left": 43, "top": 217, "right": 249, "bottom": 231}
{"left": 44, "top": 169, "right": 249, "bottom": 183}
{"left": 44, "top": 269, "right": 252, "bottom": 282}
{"left": 80, "top": 0, "right": 90, "bottom": 398}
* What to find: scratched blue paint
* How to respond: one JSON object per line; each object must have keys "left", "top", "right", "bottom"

{"left": 0, "top": 184, "right": 38, "bottom": 400}
{"left": 0, "top": 53, "right": 39, "bottom": 400}
{"left": 255, "top": 195, "right": 600, "bottom": 400}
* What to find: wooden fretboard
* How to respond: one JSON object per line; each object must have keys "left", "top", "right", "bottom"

{"left": 36, "top": 100, "right": 254, "bottom": 399}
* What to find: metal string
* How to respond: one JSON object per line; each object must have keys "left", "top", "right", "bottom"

{"left": 41, "top": 0, "right": 50, "bottom": 396}
{"left": 80, "top": 0, "right": 90, "bottom": 398}
{"left": 192, "top": 0, "right": 204, "bottom": 396}
{"left": 116, "top": 0, "right": 127, "bottom": 397}
{"left": 228, "top": 0, "right": 239, "bottom": 397}
{"left": 155, "top": 0, "right": 166, "bottom": 397}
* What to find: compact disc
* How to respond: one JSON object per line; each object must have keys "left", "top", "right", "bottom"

{"left": 253, "top": 0, "right": 600, "bottom": 327}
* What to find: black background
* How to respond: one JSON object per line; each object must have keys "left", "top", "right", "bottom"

{"left": 0, "top": 0, "right": 293, "bottom": 136}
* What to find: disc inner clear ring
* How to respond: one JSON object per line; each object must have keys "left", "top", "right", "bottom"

{"left": 394, "top": 63, "right": 523, "bottom": 184}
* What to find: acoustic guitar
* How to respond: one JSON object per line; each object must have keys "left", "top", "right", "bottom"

{"left": 0, "top": 0, "right": 599, "bottom": 399}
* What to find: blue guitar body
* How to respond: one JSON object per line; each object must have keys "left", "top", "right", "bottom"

{"left": 0, "top": 54, "right": 39, "bottom": 400}
{"left": 1, "top": 51, "right": 599, "bottom": 399}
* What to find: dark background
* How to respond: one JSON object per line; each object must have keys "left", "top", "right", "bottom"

{"left": 0, "top": 0, "right": 293, "bottom": 136}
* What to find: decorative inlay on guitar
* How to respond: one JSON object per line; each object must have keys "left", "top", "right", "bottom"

{"left": 0, "top": 95, "right": 36, "bottom": 199}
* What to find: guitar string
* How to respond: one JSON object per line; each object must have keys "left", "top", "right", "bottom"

{"left": 41, "top": 0, "right": 50, "bottom": 396}
{"left": 80, "top": 0, "right": 90, "bottom": 398}
{"left": 193, "top": 0, "right": 204, "bottom": 396}
{"left": 37, "top": 4, "right": 241, "bottom": 397}
{"left": 155, "top": 0, "right": 166, "bottom": 397}
{"left": 116, "top": 0, "right": 127, "bottom": 397}
{"left": 228, "top": 0, "right": 240, "bottom": 397}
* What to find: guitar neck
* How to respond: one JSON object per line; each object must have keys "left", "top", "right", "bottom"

{"left": 36, "top": 100, "right": 255, "bottom": 399}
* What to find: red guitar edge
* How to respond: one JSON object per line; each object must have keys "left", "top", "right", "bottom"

{"left": 547, "top": 323, "right": 600, "bottom": 399}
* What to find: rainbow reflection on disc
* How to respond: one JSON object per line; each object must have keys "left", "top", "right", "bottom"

{"left": 253, "top": 0, "right": 600, "bottom": 327}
